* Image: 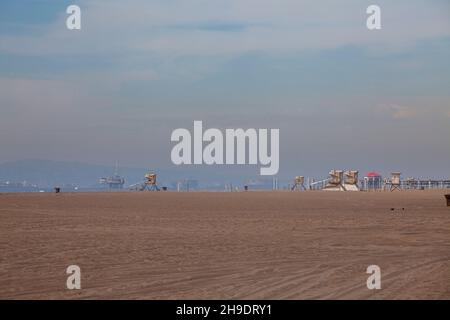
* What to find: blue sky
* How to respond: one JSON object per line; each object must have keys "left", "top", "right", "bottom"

{"left": 0, "top": 0, "right": 449, "bottom": 180}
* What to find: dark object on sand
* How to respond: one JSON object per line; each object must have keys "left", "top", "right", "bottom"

{"left": 54, "top": 187, "right": 60, "bottom": 193}
{"left": 244, "top": 185, "right": 249, "bottom": 191}
{"left": 445, "top": 194, "right": 450, "bottom": 207}
{"left": 162, "top": 187, "right": 167, "bottom": 191}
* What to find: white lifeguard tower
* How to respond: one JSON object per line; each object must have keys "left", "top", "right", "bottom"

{"left": 324, "top": 170, "right": 346, "bottom": 191}
{"left": 344, "top": 170, "right": 360, "bottom": 191}
{"left": 390, "top": 172, "right": 401, "bottom": 191}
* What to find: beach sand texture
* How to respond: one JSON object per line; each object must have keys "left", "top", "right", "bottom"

{"left": 0, "top": 190, "right": 449, "bottom": 299}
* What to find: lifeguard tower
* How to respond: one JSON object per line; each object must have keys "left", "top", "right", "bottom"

{"left": 390, "top": 172, "right": 401, "bottom": 191}
{"left": 141, "top": 172, "right": 160, "bottom": 191}
{"left": 291, "top": 176, "right": 306, "bottom": 191}
{"left": 324, "top": 170, "right": 346, "bottom": 191}
{"left": 344, "top": 170, "right": 360, "bottom": 191}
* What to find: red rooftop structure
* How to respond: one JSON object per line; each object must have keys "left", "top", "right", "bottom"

{"left": 364, "top": 171, "right": 383, "bottom": 190}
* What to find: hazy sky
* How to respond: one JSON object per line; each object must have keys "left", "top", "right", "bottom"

{"left": 1, "top": 0, "right": 449, "bottom": 179}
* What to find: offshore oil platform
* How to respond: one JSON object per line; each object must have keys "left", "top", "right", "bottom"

{"left": 99, "top": 162, "right": 125, "bottom": 189}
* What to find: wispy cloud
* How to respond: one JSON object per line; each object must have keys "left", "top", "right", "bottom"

{"left": 1, "top": 0, "right": 449, "bottom": 57}
{"left": 379, "top": 104, "right": 418, "bottom": 119}
{"left": 170, "top": 21, "right": 254, "bottom": 32}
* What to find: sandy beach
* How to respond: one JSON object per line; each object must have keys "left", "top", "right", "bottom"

{"left": 0, "top": 190, "right": 449, "bottom": 299}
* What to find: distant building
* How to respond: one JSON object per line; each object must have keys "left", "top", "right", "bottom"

{"left": 172, "top": 179, "right": 199, "bottom": 191}
{"left": 364, "top": 171, "right": 383, "bottom": 190}
{"left": 99, "top": 176, "right": 125, "bottom": 189}
{"left": 0, "top": 180, "right": 41, "bottom": 192}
